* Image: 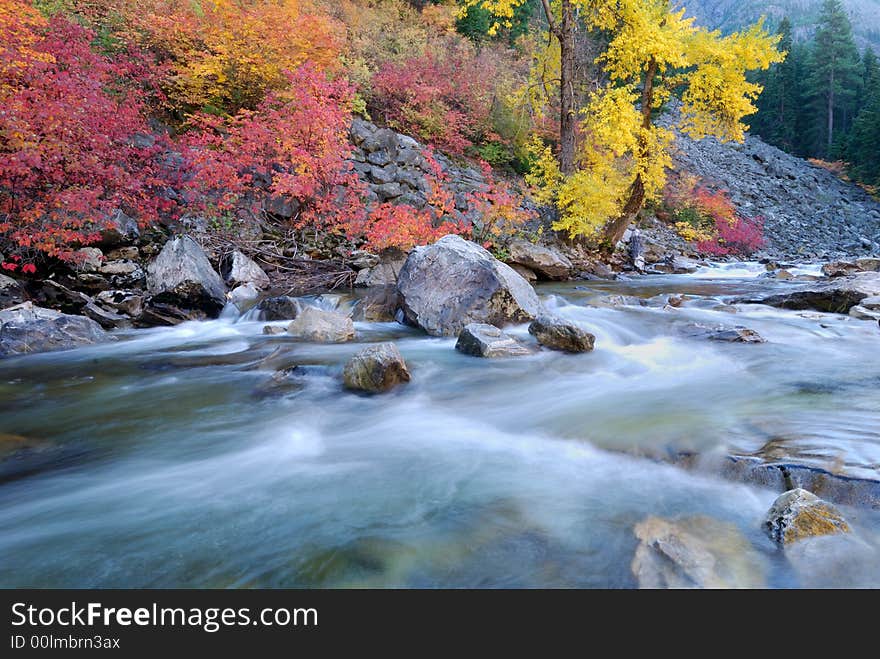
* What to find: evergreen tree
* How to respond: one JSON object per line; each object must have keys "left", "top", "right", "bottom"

{"left": 847, "top": 48, "right": 880, "bottom": 185}
{"left": 751, "top": 17, "right": 803, "bottom": 153}
{"left": 804, "top": 0, "right": 861, "bottom": 158}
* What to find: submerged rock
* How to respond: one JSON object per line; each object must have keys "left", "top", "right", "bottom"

{"left": 146, "top": 236, "right": 226, "bottom": 316}
{"left": 708, "top": 327, "right": 765, "bottom": 343}
{"left": 343, "top": 342, "right": 411, "bottom": 393}
{"left": 849, "top": 305, "right": 880, "bottom": 321}
{"left": 764, "top": 488, "right": 850, "bottom": 546}
{"left": 506, "top": 239, "right": 573, "bottom": 280}
{"left": 0, "top": 302, "right": 108, "bottom": 357}
{"left": 397, "top": 235, "right": 542, "bottom": 337}
{"left": 631, "top": 516, "right": 766, "bottom": 589}
{"left": 528, "top": 315, "right": 595, "bottom": 353}
{"left": 455, "top": 323, "right": 532, "bottom": 358}
{"left": 287, "top": 306, "right": 355, "bottom": 343}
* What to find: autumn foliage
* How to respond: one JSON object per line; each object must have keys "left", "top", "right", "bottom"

{"left": 0, "top": 3, "right": 174, "bottom": 267}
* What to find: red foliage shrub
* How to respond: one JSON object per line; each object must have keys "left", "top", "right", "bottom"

{"left": 369, "top": 45, "right": 496, "bottom": 155}
{"left": 0, "top": 4, "right": 172, "bottom": 269}
{"left": 696, "top": 215, "right": 765, "bottom": 257}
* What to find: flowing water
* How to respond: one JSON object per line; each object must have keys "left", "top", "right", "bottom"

{"left": 1, "top": 263, "right": 879, "bottom": 588}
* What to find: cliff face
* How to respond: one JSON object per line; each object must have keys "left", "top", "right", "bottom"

{"left": 670, "top": 128, "right": 880, "bottom": 259}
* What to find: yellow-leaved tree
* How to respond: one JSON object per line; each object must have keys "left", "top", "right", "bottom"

{"left": 462, "top": 0, "right": 784, "bottom": 247}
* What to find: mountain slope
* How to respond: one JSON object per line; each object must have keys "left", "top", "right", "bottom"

{"left": 681, "top": 0, "right": 880, "bottom": 49}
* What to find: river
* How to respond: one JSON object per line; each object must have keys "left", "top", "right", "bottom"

{"left": 1, "top": 263, "right": 879, "bottom": 587}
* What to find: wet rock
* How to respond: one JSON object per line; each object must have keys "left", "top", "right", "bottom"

{"left": 822, "top": 261, "right": 862, "bottom": 278}
{"left": 649, "top": 257, "right": 700, "bottom": 274}
{"left": 455, "top": 323, "right": 532, "bottom": 358}
{"left": 0, "top": 302, "right": 108, "bottom": 357}
{"left": 631, "top": 516, "right": 766, "bottom": 588}
{"left": 343, "top": 342, "right": 411, "bottom": 393}
{"left": 528, "top": 315, "right": 595, "bottom": 353}
{"left": 0, "top": 274, "right": 25, "bottom": 310}
{"left": 591, "top": 294, "right": 647, "bottom": 308}
{"left": 764, "top": 488, "right": 850, "bottom": 546}
{"left": 355, "top": 248, "right": 407, "bottom": 288}
{"left": 99, "top": 209, "right": 140, "bottom": 247}
{"left": 507, "top": 239, "right": 574, "bottom": 280}
{"left": 73, "top": 247, "right": 104, "bottom": 272}
{"left": 256, "top": 296, "right": 301, "bottom": 321}
{"left": 137, "top": 301, "right": 206, "bottom": 326}
{"left": 855, "top": 257, "right": 880, "bottom": 272}
{"left": 252, "top": 367, "right": 305, "bottom": 399}
{"left": 353, "top": 286, "right": 400, "bottom": 322}
{"left": 287, "top": 306, "right": 355, "bottom": 343}
{"left": 220, "top": 251, "right": 270, "bottom": 289}
{"left": 0, "top": 432, "right": 87, "bottom": 484}
{"left": 708, "top": 327, "right": 765, "bottom": 343}
{"left": 849, "top": 305, "right": 880, "bottom": 321}
{"left": 95, "top": 290, "right": 144, "bottom": 318}
{"left": 740, "top": 272, "right": 880, "bottom": 314}
{"left": 262, "top": 325, "right": 286, "bottom": 335}
{"left": 146, "top": 236, "right": 226, "bottom": 316}
{"left": 858, "top": 295, "right": 880, "bottom": 311}
{"left": 397, "top": 235, "right": 543, "bottom": 337}
{"left": 229, "top": 283, "right": 260, "bottom": 312}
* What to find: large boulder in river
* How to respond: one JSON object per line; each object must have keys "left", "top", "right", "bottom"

{"left": 741, "top": 272, "right": 880, "bottom": 314}
{"left": 528, "top": 315, "right": 595, "bottom": 353}
{"left": 396, "top": 235, "right": 543, "bottom": 337}
{"left": 287, "top": 306, "right": 355, "bottom": 343}
{"left": 455, "top": 323, "right": 532, "bottom": 358}
{"left": 220, "top": 251, "right": 270, "bottom": 289}
{"left": 631, "top": 516, "right": 766, "bottom": 589}
{"left": 764, "top": 488, "right": 850, "bottom": 546}
{"left": 146, "top": 236, "right": 226, "bottom": 315}
{"left": 343, "top": 342, "right": 411, "bottom": 393}
{"left": 0, "top": 302, "right": 107, "bottom": 357}
{"left": 507, "top": 239, "right": 573, "bottom": 280}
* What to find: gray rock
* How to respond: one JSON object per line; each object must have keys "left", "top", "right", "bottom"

{"left": 849, "top": 305, "right": 880, "bottom": 320}
{"left": 397, "top": 235, "right": 543, "bottom": 337}
{"left": 708, "top": 327, "right": 765, "bottom": 343}
{"left": 510, "top": 264, "right": 537, "bottom": 282}
{"left": 764, "top": 488, "right": 850, "bottom": 546}
{"left": 73, "top": 247, "right": 104, "bottom": 273}
{"left": 262, "top": 325, "right": 286, "bottom": 335}
{"left": 455, "top": 323, "right": 532, "bottom": 358}
{"left": 348, "top": 250, "right": 380, "bottom": 270}
{"left": 373, "top": 182, "right": 403, "bottom": 200}
{"left": 98, "top": 260, "right": 140, "bottom": 276}
{"left": 146, "top": 236, "right": 226, "bottom": 316}
{"left": 354, "top": 248, "right": 407, "bottom": 288}
{"left": 229, "top": 283, "right": 260, "bottom": 312}
{"left": 82, "top": 302, "right": 131, "bottom": 330}
{"left": 822, "top": 261, "right": 862, "bottom": 277}
{"left": 528, "top": 315, "right": 595, "bottom": 352}
{"left": 256, "top": 296, "right": 301, "bottom": 321}
{"left": 220, "top": 251, "right": 270, "bottom": 289}
{"left": 353, "top": 286, "right": 400, "bottom": 322}
{"left": 855, "top": 257, "right": 880, "bottom": 272}
{"left": 95, "top": 290, "right": 144, "bottom": 318}
{"left": 741, "top": 272, "right": 880, "bottom": 314}
{"left": 631, "top": 516, "right": 766, "bottom": 589}
{"left": 858, "top": 295, "right": 880, "bottom": 310}
{"left": 286, "top": 306, "right": 355, "bottom": 343}
{"left": 0, "top": 274, "right": 25, "bottom": 310}
{"left": 0, "top": 302, "right": 108, "bottom": 357}
{"left": 343, "top": 342, "right": 411, "bottom": 393}
{"left": 99, "top": 209, "right": 140, "bottom": 246}
{"left": 104, "top": 246, "right": 139, "bottom": 261}
{"left": 507, "top": 239, "right": 573, "bottom": 280}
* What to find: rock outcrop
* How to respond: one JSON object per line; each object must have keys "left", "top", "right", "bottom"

{"left": 455, "top": 323, "right": 532, "bottom": 358}
{"left": 740, "top": 272, "right": 880, "bottom": 314}
{"left": 396, "top": 235, "right": 542, "bottom": 337}
{"left": 342, "top": 342, "right": 411, "bottom": 393}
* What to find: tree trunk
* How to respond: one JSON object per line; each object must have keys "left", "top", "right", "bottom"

{"left": 558, "top": 0, "right": 576, "bottom": 175}
{"left": 601, "top": 58, "right": 658, "bottom": 248}
{"left": 827, "top": 67, "right": 835, "bottom": 155}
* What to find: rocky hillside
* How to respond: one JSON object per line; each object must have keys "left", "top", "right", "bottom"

{"left": 671, "top": 128, "right": 880, "bottom": 260}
